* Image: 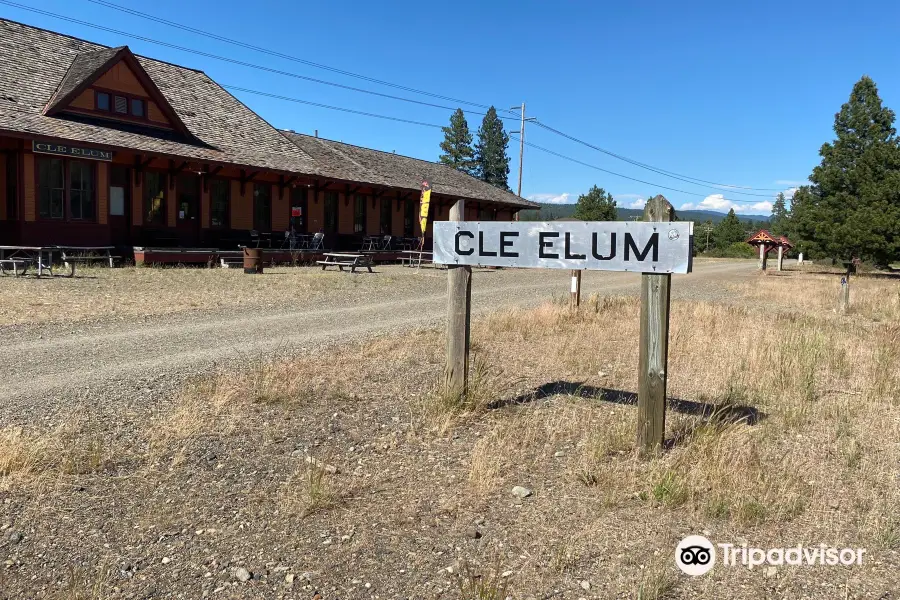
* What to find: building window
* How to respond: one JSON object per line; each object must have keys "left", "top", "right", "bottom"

{"left": 209, "top": 179, "right": 229, "bottom": 227}
{"left": 478, "top": 206, "right": 492, "bottom": 221}
{"left": 68, "top": 161, "right": 95, "bottom": 220}
{"left": 289, "top": 186, "right": 306, "bottom": 232}
{"left": 380, "top": 197, "right": 392, "bottom": 234}
{"left": 131, "top": 98, "right": 145, "bottom": 118}
{"left": 37, "top": 157, "right": 95, "bottom": 221}
{"left": 354, "top": 194, "right": 366, "bottom": 234}
{"left": 404, "top": 198, "right": 415, "bottom": 236}
{"left": 324, "top": 191, "right": 338, "bottom": 234}
{"left": 37, "top": 157, "right": 65, "bottom": 219}
{"left": 253, "top": 183, "right": 271, "bottom": 231}
{"left": 144, "top": 171, "right": 166, "bottom": 225}
{"left": 96, "top": 90, "right": 146, "bottom": 119}
{"left": 6, "top": 153, "right": 17, "bottom": 219}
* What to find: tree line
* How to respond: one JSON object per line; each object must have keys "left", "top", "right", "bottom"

{"left": 439, "top": 76, "right": 899, "bottom": 268}
{"left": 439, "top": 108, "right": 512, "bottom": 191}
{"left": 773, "top": 76, "right": 900, "bottom": 267}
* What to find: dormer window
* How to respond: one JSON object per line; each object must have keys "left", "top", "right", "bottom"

{"left": 94, "top": 90, "right": 146, "bottom": 119}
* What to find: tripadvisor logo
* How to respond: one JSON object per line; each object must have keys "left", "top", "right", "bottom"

{"left": 676, "top": 535, "right": 716, "bottom": 576}
{"left": 675, "top": 535, "right": 867, "bottom": 576}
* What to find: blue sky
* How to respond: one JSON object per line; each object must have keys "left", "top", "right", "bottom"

{"left": 5, "top": 0, "right": 899, "bottom": 214}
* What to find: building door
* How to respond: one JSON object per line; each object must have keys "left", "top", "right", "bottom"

{"left": 109, "top": 165, "right": 131, "bottom": 249}
{"left": 176, "top": 173, "right": 200, "bottom": 247}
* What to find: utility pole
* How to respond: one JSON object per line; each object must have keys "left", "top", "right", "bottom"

{"left": 704, "top": 224, "right": 713, "bottom": 251}
{"left": 510, "top": 103, "right": 536, "bottom": 211}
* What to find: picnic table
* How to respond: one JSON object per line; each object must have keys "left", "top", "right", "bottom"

{"left": 59, "top": 246, "right": 118, "bottom": 277}
{"left": 0, "top": 245, "right": 119, "bottom": 277}
{"left": 400, "top": 250, "right": 437, "bottom": 268}
{"left": 317, "top": 252, "right": 373, "bottom": 273}
{"left": 0, "top": 246, "right": 54, "bottom": 277}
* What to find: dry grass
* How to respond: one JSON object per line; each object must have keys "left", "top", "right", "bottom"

{"left": 3, "top": 269, "right": 900, "bottom": 598}
{"left": 0, "top": 264, "right": 408, "bottom": 325}
{"left": 0, "top": 419, "right": 111, "bottom": 486}
{"left": 731, "top": 269, "right": 900, "bottom": 321}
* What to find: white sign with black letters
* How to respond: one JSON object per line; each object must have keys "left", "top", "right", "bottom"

{"left": 433, "top": 221, "right": 693, "bottom": 274}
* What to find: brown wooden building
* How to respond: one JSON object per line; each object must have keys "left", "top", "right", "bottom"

{"left": 0, "top": 19, "right": 536, "bottom": 252}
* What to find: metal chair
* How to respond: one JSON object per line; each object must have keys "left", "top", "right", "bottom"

{"left": 309, "top": 232, "right": 325, "bottom": 251}
{"left": 382, "top": 235, "right": 393, "bottom": 250}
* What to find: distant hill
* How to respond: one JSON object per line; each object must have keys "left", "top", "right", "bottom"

{"left": 519, "top": 203, "right": 769, "bottom": 225}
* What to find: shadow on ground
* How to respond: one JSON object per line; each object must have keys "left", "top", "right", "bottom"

{"left": 492, "top": 380, "right": 765, "bottom": 427}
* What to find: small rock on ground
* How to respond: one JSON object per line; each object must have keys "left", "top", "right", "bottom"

{"left": 511, "top": 486, "right": 532, "bottom": 499}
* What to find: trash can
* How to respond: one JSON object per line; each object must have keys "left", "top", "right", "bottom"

{"left": 243, "top": 247, "right": 264, "bottom": 274}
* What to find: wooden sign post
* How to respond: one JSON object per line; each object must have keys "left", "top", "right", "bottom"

{"left": 445, "top": 199, "right": 472, "bottom": 399}
{"left": 570, "top": 269, "right": 582, "bottom": 309}
{"left": 435, "top": 196, "right": 690, "bottom": 452}
{"left": 636, "top": 196, "right": 674, "bottom": 456}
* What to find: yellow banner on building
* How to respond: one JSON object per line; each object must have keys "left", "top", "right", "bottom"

{"left": 418, "top": 180, "right": 432, "bottom": 246}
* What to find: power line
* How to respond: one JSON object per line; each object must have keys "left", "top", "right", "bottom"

{"left": 510, "top": 135, "right": 772, "bottom": 204}
{"left": 225, "top": 84, "right": 771, "bottom": 206}
{"left": 0, "top": 1, "right": 781, "bottom": 204}
{"left": 532, "top": 121, "right": 783, "bottom": 194}
{"left": 76, "top": 0, "right": 783, "bottom": 195}
{"left": 0, "top": 0, "right": 518, "bottom": 121}
{"left": 82, "top": 0, "right": 512, "bottom": 115}
{"left": 224, "top": 85, "right": 442, "bottom": 129}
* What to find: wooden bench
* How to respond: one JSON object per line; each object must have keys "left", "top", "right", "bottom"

{"left": 316, "top": 252, "right": 373, "bottom": 273}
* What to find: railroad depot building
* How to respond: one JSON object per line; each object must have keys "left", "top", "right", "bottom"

{"left": 0, "top": 19, "right": 535, "bottom": 253}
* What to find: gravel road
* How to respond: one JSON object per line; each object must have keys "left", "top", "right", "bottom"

{"left": 0, "top": 260, "right": 755, "bottom": 427}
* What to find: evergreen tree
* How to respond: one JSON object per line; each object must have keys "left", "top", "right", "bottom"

{"left": 438, "top": 109, "right": 476, "bottom": 175}
{"left": 474, "top": 107, "right": 511, "bottom": 190}
{"left": 712, "top": 208, "right": 747, "bottom": 247}
{"left": 572, "top": 185, "right": 617, "bottom": 221}
{"left": 769, "top": 192, "right": 789, "bottom": 236}
{"left": 791, "top": 76, "right": 900, "bottom": 265}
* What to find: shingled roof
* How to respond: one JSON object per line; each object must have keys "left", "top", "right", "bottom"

{"left": 0, "top": 18, "right": 536, "bottom": 210}
{"left": 0, "top": 19, "right": 314, "bottom": 174}
{"left": 283, "top": 131, "right": 537, "bottom": 209}
{"left": 44, "top": 46, "right": 122, "bottom": 114}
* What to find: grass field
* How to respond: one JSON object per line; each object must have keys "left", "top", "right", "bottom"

{"left": 0, "top": 268, "right": 898, "bottom": 598}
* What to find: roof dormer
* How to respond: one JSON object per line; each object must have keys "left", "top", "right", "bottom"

{"left": 44, "top": 45, "right": 191, "bottom": 137}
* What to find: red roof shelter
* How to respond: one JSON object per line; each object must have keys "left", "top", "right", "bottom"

{"left": 747, "top": 229, "right": 793, "bottom": 271}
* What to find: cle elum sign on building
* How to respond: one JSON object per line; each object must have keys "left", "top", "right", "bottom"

{"left": 32, "top": 141, "right": 113, "bottom": 161}
{"left": 433, "top": 221, "right": 694, "bottom": 274}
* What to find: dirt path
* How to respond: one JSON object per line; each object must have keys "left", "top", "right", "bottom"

{"left": 0, "top": 260, "right": 755, "bottom": 425}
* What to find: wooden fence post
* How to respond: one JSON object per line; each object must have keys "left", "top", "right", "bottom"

{"left": 839, "top": 263, "right": 851, "bottom": 314}
{"left": 570, "top": 269, "right": 582, "bottom": 309}
{"left": 445, "top": 199, "right": 472, "bottom": 398}
{"left": 637, "top": 195, "right": 674, "bottom": 456}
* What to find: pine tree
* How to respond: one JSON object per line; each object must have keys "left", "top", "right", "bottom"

{"left": 791, "top": 76, "right": 900, "bottom": 265}
{"left": 770, "top": 192, "right": 789, "bottom": 236}
{"left": 712, "top": 208, "right": 746, "bottom": 248}
{"left": 572, "top": 185, "right": 617, "bottom": 221}
{"left": 438, "top": 109, "right": 475, "bottom": 175}
{"left": 474, "top": 107, "right": 511, "bottom": 190}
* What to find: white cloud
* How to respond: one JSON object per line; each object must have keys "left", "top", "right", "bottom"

{"left": 782, "top": 187, "right": 798, "bottom": 200}
{"left": 679, "top": 194, "right": 772, "bottom": 215}
{"left": 614, "top": 193, "right": 646, "bottom": 209}
{"left": 528, "top": 192, "right": 573, "bottom": 205}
